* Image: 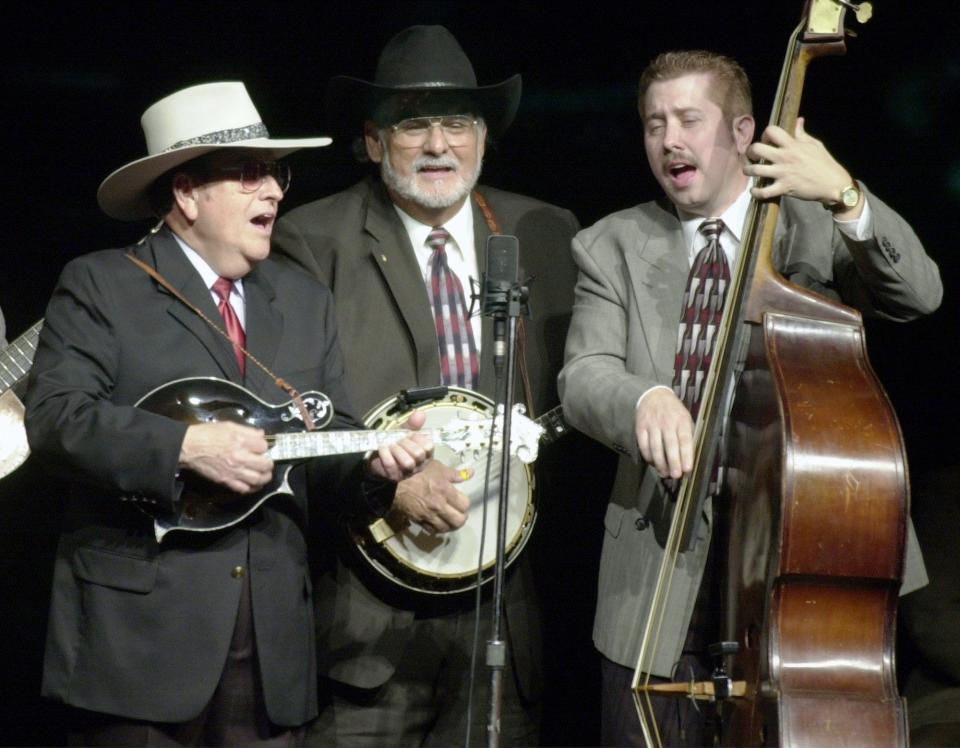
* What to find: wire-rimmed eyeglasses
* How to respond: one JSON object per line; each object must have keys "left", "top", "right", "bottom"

{"left": 388, "top": 115, "right": 479, "bottom": 147}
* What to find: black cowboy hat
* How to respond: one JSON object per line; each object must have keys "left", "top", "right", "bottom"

{"left": 325, "top": 25, "right": 522, "bottom": 136}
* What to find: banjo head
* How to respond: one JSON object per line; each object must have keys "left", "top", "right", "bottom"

{"left": 355, "top": 387, "right": 536, "bottom": 595}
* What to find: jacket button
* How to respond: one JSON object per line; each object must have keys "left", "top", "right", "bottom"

{"left": 231, "top": 565, "right": 246, "bottom": 579}
{"left": 635, "top": 517, "right": 649, "bottom": 531}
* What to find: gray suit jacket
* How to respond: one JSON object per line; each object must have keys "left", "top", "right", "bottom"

{"left": 559, "top": 188, "right": 942, "bottom": 676}
{"left": 25, "top": 228, "right": 378, "bottom": 725}
{"left": 273, "top": 177, "right": 581, "bottom": 692}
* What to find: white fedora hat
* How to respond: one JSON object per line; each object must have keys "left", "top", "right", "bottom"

{"left": 97, "top": 81, "right": 331, "bottom": 221}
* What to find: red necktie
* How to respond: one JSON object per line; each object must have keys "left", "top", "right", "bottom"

{"left": 671, "top": 219, "right": 729, "bottom": 421}
{"left": 426, "top": 227, "right": 479, "bottom": 389}
{"left": 212, "top": 276, "right": 246, "bottom": 375}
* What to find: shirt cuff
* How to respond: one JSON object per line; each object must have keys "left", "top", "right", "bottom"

{"left": 636, "top": 384, "right": 674, "bottom": 412}
{"left": 833, "top": 195, "right": 873, "bottom": 241}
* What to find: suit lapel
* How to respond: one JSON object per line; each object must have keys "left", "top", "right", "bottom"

{"left": 241, "top": 267, "right": 282, "bottom": 394}
{"left": 364, "top": 183, "right": 442, "bottom": 385}
{"left": 146, "top": 230, "right": 245, "bottom": 381}
{"left": 622, "top": 205, "right": 688, "bottom": 381}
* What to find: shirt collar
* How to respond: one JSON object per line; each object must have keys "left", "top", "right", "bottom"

{"left": 392, "top": 197, "right": 474, "bottom": 259}
{"left": 171, "top": 231, "right": 245, "bottom": 298}
{"left": 677, "top": 183, "right": 753, "bottom": 254}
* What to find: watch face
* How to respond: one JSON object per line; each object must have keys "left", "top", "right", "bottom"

{"left": 841, "top": 186, "right": 860, "bottom": 208}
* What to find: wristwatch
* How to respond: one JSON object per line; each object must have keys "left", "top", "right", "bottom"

{"left": 830, "top": 181, "right": 861, "bottom": 212}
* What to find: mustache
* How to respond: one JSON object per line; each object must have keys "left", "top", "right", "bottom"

{"left": 413, "top": 155, "right": 460, "bottom": 172}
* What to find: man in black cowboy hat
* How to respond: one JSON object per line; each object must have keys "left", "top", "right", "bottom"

{"left": 273, "top": 23, "right": 612, "bottom": 747}
{"left": 26, "top": 81, "right": 431, "bottom": 746}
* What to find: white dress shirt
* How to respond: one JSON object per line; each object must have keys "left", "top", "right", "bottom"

{"left": 173, "top": 233, "right": 246, "bottom": 329}
{"left": 393, "top": 199, "right": 482, "bottom": 350}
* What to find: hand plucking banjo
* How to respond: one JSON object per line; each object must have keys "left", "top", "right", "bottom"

{"left": 353, "top": 386, "right": 568, "bottom": 595}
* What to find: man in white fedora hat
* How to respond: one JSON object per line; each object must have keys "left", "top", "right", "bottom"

{"left": 26, "top": 81, "right": 432, "bottom": 746}
{"left": 273, "top": 25, "right": 614, "bottom": 747}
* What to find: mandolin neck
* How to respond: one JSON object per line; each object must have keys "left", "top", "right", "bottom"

{"left": 268, "top": 428, "right": 439, "bottom": 461}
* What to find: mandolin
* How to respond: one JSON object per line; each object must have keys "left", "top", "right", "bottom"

{"left": 133, "top": 376, "right": 544, "bottom": 542}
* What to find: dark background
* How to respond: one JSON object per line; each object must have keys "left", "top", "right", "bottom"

{"left": 3, "top": 2, "right": 958, "bottom": 745}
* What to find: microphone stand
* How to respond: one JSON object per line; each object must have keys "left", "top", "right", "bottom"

{"left": 483, "top": 277, "right": 528, "bottom": 748}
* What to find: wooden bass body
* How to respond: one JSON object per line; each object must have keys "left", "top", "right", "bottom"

{"left": 721, "top": 302, "right": 907, "bottom": 745}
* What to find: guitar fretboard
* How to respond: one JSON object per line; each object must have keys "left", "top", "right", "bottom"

{"left": 0, "top": 320, "right": 43, "bottom": 394}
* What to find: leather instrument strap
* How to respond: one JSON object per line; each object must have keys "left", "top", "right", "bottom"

{"left": 125, "top": 251, "right": 317, "bottom": 430}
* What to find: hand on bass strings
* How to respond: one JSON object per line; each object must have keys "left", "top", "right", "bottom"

{"left": 634, "top": 387, "right": 694, "bottom": 480}
{"left": 745, "top": 117, "right": 862, "bottom": 219}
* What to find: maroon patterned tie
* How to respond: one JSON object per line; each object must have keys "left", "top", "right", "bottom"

{"left": 426, "top": 227, "right": 479, "bottom": 389}
{"left": 671, "top": 219, "right": 729, "bottom": 421}
{"left": 212, "top": 276, "right": 246, "bottom": 375}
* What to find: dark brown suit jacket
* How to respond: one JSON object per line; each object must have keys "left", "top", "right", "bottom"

{"left": 272, "top": 177, "right": 588, "bottom": 695}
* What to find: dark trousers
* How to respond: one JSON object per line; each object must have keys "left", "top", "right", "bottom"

{"left": 306, "top": 602, "right": 539, "bottom": 748}
{"left": 600, "top": 654, "right": 715, "bottom": 747}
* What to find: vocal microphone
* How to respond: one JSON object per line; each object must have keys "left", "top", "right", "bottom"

{"left": 482, "top": 235, "right": 520, "bottom": 377}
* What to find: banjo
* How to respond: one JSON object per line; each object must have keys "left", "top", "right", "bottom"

{"left": 350, "top": 386, "right": 569, "bottom": 595}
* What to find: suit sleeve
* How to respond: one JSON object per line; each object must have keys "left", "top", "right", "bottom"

{"left": 780, "top": 188, "right": 942, "bottom": 321}
{"left": 294, "top": 271, "right": 397, "bottom": 520}
{"left": 25, "top": 258, "right": 186, "bottom": 506}
{"left": 559, "top": 232, "right": 653, "bottom": 464}
{"left": 832, "top": 186, "right": 942, "bottom": 321}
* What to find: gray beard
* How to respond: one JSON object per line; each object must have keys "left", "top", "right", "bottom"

{"left": 380, "top": 147, "right": 482, "bottom": 210}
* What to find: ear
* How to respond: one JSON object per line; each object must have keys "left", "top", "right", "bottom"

{"left": 363, "top": 121, "right": 383, "bottom": 164}
{"left": 732, "top": 114, "right": 755, "bottom": 155}
{"left": 476, "top": 121, "right": 487, "bottom": 161}
{"left": 172, "top": 173, "right": 201, "bottom": 222}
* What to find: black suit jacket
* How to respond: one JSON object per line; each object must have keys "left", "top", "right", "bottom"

{"left": 272, "top": 178, "right": 596, "bottom": 693}
{"left": 25, "top": 227, "right": 376, "bottom": 726}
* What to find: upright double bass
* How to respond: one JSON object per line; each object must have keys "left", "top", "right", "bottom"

{"left": 633, "top": 1, "right": 909, "bottom": 745}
